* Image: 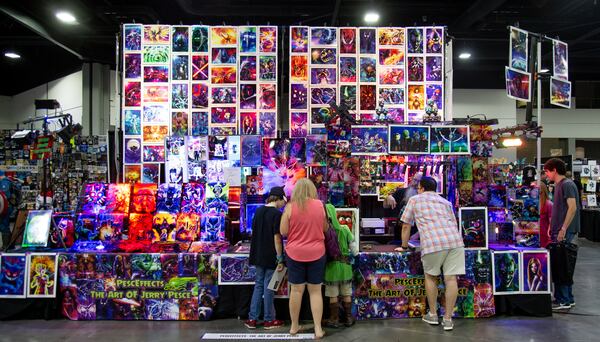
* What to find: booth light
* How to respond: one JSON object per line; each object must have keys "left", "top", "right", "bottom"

{"left": 458, "top": 52, "right": 471, "bottom": 59}
{"left": 501, "top": 137, "right": 523, "bottom": 147}
{"left": 4, "top": 52, "right": 21, "bottom": 59}
{"left": 56, "top": 11, "right": 77, "bottom": 24}
{"left": 364, "top": 12, "right": 380, "bottom": 23}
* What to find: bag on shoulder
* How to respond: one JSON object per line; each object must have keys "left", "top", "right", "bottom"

{"left": 323, "top": 204, "right": 342, "bottom": 260}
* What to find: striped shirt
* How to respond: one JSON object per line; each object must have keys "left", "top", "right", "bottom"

{"left": 400, "top": 192, "right": 464, "bottom": 255}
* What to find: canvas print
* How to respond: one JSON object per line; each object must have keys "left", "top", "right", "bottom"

{"left": 240, "top": 56, "right": 257, "bottom": 82}
{"left": 459, "top": 207, "right": 488, "bottom": 250}
{"left": 311, "top": 48, "right": 336, "bottom": 65}
{"left": 388, "top": 125, "right": 430, "bottom": 154}
{"left": 426, "top": 84, "right": 443, "bottom": 112}
{"left": 291, "top": 26, "right": 309, "bottom": 53}
{"left": 350, "top": 126, "right": 388, "bottom": 155}
{"left": 407, "top": 28, "right": 424, "bottom": 53}
{"left": 241, "top": 136, "right": 261, "bottom": 167}
{"left": 426, "top": 56, "right": 443, "bottom": 82}
{"left": 505, "top": 67, "right": 531, "bottom": 102}
{"left": 259, "top": 55, "right": 276, "bottom": 81}
{"left": 407, "top": 84, "right": 424, "bottom": 111}
{"left": 311, "top": 67, "right": 336, "bottom": 85}
{"left": 192, "top": 83, "right": 209, "bottom": 108}
{"left": 290, "top": 112, "right": 308, "bottom": 138}
{"left": 212, "top": 47, "right": 236, "bottom": 65}
{"left": 359, "top": 28, "right": 376, "bottom": 54}
{"left": 218, "top": 254, "right": 257, "bottom": 285}
{"left": 290, "top": 83, "right": 308, "bottom": 109}
{"left": 124, "top": 25, "right": 142, "bottom": 51}
{"left": 172, "top": 26, "right": 189, "bottom": 52}
{"left": 152, "top": 213, "right": 178, "bottom": 242}
{"left": 521, "top": 251, "right": 550, "bottom": 293}
{"left": 0, "top": 254, "right": 27, "bottom": 298}
{"left": 172, "top": 55, "right": 189, "bottom": 80}
{"left": 156, "top": 183, "right": 182, "bottom": 214}
{"left": 143, "top": 145, "right": 165, "bottom": 163}
{"left": 171, "top": 84, "right": 189, "bottom": 109}
{"left": 379, "top": 48, "right": 404, "bottom": 66}
{"left": 49, "top": 214, "right": 75, "bottom": 248}
{"left": 181, "top": 183, "right": 206, "bottom": 214}
{"left": 22, "top": 210, "right": 53, "bottom": 248}
{"left": 553, "top": 40, "right": 568, "bottom": 80}
{"left": 509, "top": 26, "right": 528, "bottom": 72}
{"left": 492, "top": 251, "right": 521, "bottom": 295}
{"left": 211, "top": 66, "right": 237, "bottom": 84}
{"left": 105, "top": 184, "right": 131, "bottom": 214}
{"left": 124, "top": 81, "right": 141, "bottom": 106}
{"left": 191, "top": 55, "right": 209, "bottom": 81}
{"left": 240, "top": 111, "right": 257, "bottom": 134}
{"left": 550, "top": 77, "right": 571, "bottom": 109}
{"left": 201, "top": 213, "right": 226, "bottom": 242}
{"left": 143, "top": 25, "right": 169, "bottom": 44}
{"left": 311, "top": 87, "right": 336, "bottom": 106}
{"left": 379, "top": 88, "right": 404, "bottom": 106}
{"left": 407, "top": 56, "right": 424, "bottom": 82}
{"left": 124, "top": 109, "right": 141, "bottom": 135}
{"left": 379, "top": 67, "right": 405, "bottom": 85}
{"left": 96, "top": 213, "right": 125, "bottom": 241}
{"left": 211, "top": 27, "right": 237, "bottom": 46}
{"left": 426, "top": 27, "right": 443, "bottom": 53}
{"left": 191, "top": 26, "right": 209, "bottom": 52}
{"left": 259, "top": 112, "right": 277, "bottom": 138}
{"left": 360, "top": 85, "right": 376, "bottom": 111}
{"left": 239, "top": 26, "right": 257, "bottom": 53}
{"left": 125, "top": 53, "right": 141, "bottom": 79}
{"left": 360, "top": 57, "right": 377, "bottom": 82}
{"left": 340, "top": 27, "right": 357, "bottom": 53}
{"left": 306, "top": 135, "right": 327, "bottom": 166}
{"left": 340, "top": 57, "right": 357, "bottom": 83}
{"left": 290, "top": 55, "right": 308, "bottom": 83}
{"left": 27, "top": 253, "right": 58, "bottom": 298}
{"left": 311, "top": 27, "right": 336, "bottom": 46}
{"left": 142, "top": 45, "right": 169, "bottom": 64}
{"left": 259, "top": 84, "right": 276, "bottom": 109}
{"left": 124, "top": 138, "right": 142, "bottom": 164}
{"left": 131, "top": 183, "right": 157, "bottom": 214}
{"left": 143, "top": 125, "right": 169, "bottom": 143}
{"left": 430, "top": 126, "right": 470, "bottom": 154}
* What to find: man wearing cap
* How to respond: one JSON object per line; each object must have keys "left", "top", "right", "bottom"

{"left": 245, "top": 186, "right": 287, "bottom": 330}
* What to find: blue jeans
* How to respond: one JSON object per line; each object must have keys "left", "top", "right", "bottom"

{"left": 249, "top": 266, "right": 276, "bottom": 321}
{"left": 554, "top": 232, "right": 576, "bottom": 304}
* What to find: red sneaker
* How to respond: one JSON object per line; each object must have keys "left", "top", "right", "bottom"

{"left": 264, "top": 319, "right": 285, "bottom": 330}
{"left": 244, "top": 319, "right": 257, "bottom": 329}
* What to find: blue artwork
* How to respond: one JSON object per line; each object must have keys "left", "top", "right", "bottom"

{"left": 241, "top": 136, "right": 261, "bottom": 167}
{"left": 239, "top": 27, "right": 257, "bottom": 53}
{"left": 0, "top": 254, "right": 27, "bottom": 297}
{"left": 245, "top": 204, "right": 261, "bottom": 234}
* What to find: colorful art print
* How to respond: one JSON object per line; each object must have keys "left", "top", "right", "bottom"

{"left": 407, "top": 111, "right": 423, "bottom": 122}
{"left": 407, "top": 56, "right": 424, "bottom": 82}
{"left": 306, "top": 135, "right": 327, "bottom": 166}
{"left": 359, "top": 28, "right": 376, "bottom": 54}
{"left": 521, "top": 198, "right": 540, "bottom": 222}
{"left": 143, "top": 66, "right": 170, "bottom": 84}
{"left": 240, "top": 112, "right": 258, "bottom": 135}
{"left": 211, "top": 47, "right": 237, "bottom": 65}
{"left": 359, "top": 57, "right": 376, "bottom": 82}
{"left": 488, "top": 185, "right": 507, "bottom": 207}
{"left": 124, "top": 137, "right": 142, "bottom": 163}
{"left": 211, "top": 27, "right": 237, "bottom": 46}
{"left": 152, "top": 213, "right": 178, "bottom": 242}
{"left": 259, "top": 112, "right": 277, "bottom": 138}
{"left": 174, "top": 213, "right": 200, "bottom": 241}
{"left": 379, "top": 67, "right": 405, "bottom": 85}
{"left": 473, "top": 181, "right": 489, "bottom": 206}
{"left": 470, "top": 125, "right": 492, "bottom": 142}
{"left": 552, "top": 40, "right": 568, "bottom": 80}
{"left": 407, "top": 84, "right": 424, "bottom": 110}
{"left": 211, "top": 66, "right": 237, "bottom": 84}
{"left": 457, "top": 157, "right": 473, "bottom": 181}
{"left": 96, "top": 213, "right": 124, "bottom": 241}
{"left": 124, "top": 109, "right": 141, "bottom": 135}
{"left": 191, "top": 83, "right": 209, "bottom": 108}
{"left": 310, "top": 47, "right": 336, "bottom": 65}
{"left": 338, "top": 56, "right": 357, "bottom": 83}
{"left": 192, "top": 112, "right": 209, "bottom": 136}
{"left": 124, "top": 165, "right": 142, "bottom": 183}
{"left": 239, "top": 26, "right": 257, "bottom": 53}
{"left": 259, "top": 55, "right": 277, "bottom": 81}
{"left": 128, "top": 213, "right": 153, "bottom": 241}
{"left": 124, "top": 25, "right": 142, "bottom": 50}
{"left": 131, "top": 183, "right": 158, "bottom": 213}
{"left": 509, "top": 26, "right": 528, "bottom": 72}
{"left": 488, "top": 208, "right": 507, "bottom": 225}
{"left": 143, "top": 25, "right": 169, "bottom": 44}
{"left": 426, "top": 84, "right": 443, "bottom": 111}
{"left": 521, "top": 251, "right": 550, "bottom": 293}
{"left": 26, "top": 253, "right": 58, "bottom": 298}
{"left": 246, "top": 175, "right": 265, "bottom": 196}
{"left": 505, "top": 66, "right": 531, "bottom": 102}
{"left": 170, "top": 26, "right": 190, "bottom": 52}
{"left": 259, "top": 26, "right": 277, "bottom": 53}
{"left": 492, "top": 251, "right": 521, "bottom": 294}
{"left": 550, "top": 77, "right": 571, "bottom": 109}
{"left": 388, "top": 125, "right": 430, "bottom": 154}
{"left": 244, "top": 203, "right": 262, "bottom": 234}
{"left": 143, "top": 104, "right": 169, "bottom": 123}
{"left": 360, "top": 85, "right": 376, "bottom": 111}
{"left": 240, "top": 136, "right": 261, "bottom": 166}
{"left": 191, "top": 26, "right": 209, "bottom": 52}
{"left": 310, "top": 27, "right": 336, "bottom": 46}
{"left": 130, "top": 253, "right": 162, "bottom": 280}
{"left": 426, "top": 56, "right": 443, "bottom": 82}
{"left": 494, "top": 222, "right": 514, "bottom": 244}
{"left": 383, "top": 162, "right": 406, "bottom": 182}
{"left": 187, "top": 161, "right": 207, "bottom": 183}
{"left": 0, "top": 253, "right": 27, "bottom": 298}
{"left": 201, "top": 213, "right": 226, "bottom": 242}
{"left": 49, "top": 214, "right": 75, "bottom": 248}
{"left": 311, "top": 67, "right": 337, "bottom": 85}
{"left": 340, "top": 85, "right": 357, "bottom": 110}
{"left": 508, "top": 198, "right": 524, "bottom": 221}
{"left": 209, "top": 86, "right": 235, "bottom": 105}
{"left": 142, "top": 164, "right": 160, "bottom": 184}
{"left": 208, "top": 136, "right": 228, "bottom": 160}
{"left": 172, "top": 55, "right": 189, "bottom": 81}
{"left": 426, "top": 27, "right": 443, "bottom": 54}
{"left": 459, "top": 207, "right": 488, "bottom": 250}
{"left": 378, "top": 48, "right": 404, "bottom": 66}
{"left": 142, "top": 45, "right": 169, "bottom": 63}
{"left": 156, "top": 183, "right": 182, "bottom": 214}
{"left": 171, "top": 84, "right": 189, "bottom": 109}
{"left": 310, "top": 87, "right": 336, "bottom": 106}
{"left": 407, "top": 28, "right": 424, "bottom": 53}
{"left": 290, "top": 26, "right": 309, "bottom": 53}
{"left": 124, "top": 81, "right": 141, "bottom": 106}
{"left": 238, "top": 56, "right": 257, "bottom": 82}
{"left": 22, "top": 210, "right": 53, "bottom": 247}
{"left": 218, "top": 254, "right": 256, "bottom": 285}
{"left": 458, "top": 181, "right": 473, "bottom": 207}
{"left": 227, "top": 136, "right": 241, "bottom": 162}
{"left": 290, "top": 112, "right": 308, "bottom": 138}
{"left": 472, "top": 157, "right": 488, "bottom": 181}
{"left": 191, "top": 55, "right": 209, "bottom": 81}
{"left": 472, "top": 140, "right": 493, "bottom": 159}
{"left": 104, "top": 184, "right": 132, "bottom": 214}
{"left": 143, "top": 85, "right": 169, "bottom": 102}
{"left": 143, "top": 145, "right": 165, "bottom": 163}
{"left": 210, "top": 107, "right": 237, "bottom": 125}
{"left": 125, "top": 53, "right": 141, "bottom": 79}
{"left": 290, "top": 83, "right": 308, "bottom": 109}
{"left": 210, "top": 126, "right": 237, "bottom": 136}
{"left": 287, "top": 57, "right": 307, "bottom": 84}
{"left": 334, "top": 27, "right": 355, "bottom": 54}
{"left": 259, "top": 84, "right": 276, "bottom": 109}
{"left": 429, "top": 126, "right": 470, "bottom": 154}
{"left": 181, "top": 183, "right": 206, "bottom": 214}
{"left": 378, "top": 28, "right": 405, "bottom": 46}
{"left": 142, "top": 125, "right": 169, "bottom": 143}
{"left": 185, "top": 136, "right": 208, "bottom": 163}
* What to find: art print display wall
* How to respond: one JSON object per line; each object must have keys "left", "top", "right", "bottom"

{"left": 289, "top": 26, "right": 445, "bottom": 135}
{"left": 122, "top": 24, "right": 278, "bottom": 182}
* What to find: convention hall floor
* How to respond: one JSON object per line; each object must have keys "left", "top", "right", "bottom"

{"left": 1, "top": 238, "right": 598, "bottom": 342}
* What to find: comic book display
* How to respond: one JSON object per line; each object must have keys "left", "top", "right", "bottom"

{"left": 123, "top": 24, "right": 278, "bottom": 178}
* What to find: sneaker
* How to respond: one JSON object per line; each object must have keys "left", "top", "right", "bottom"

{"left": 422, "top": 312, "right": 439, "bottom": 325}
{"left": 244, "top": 319, "right": 257, "bottom": 329}
{"left": 552, "top": 303, "right": 572, "bottom": 310}
{"left": 442, "top": 319, "right": 454, "bottom": 331}
{"left": 264, "top": 320, "right": 285, "bottom": 330}
{"left": 570, "top": 302, "right": 576, "bottom": 307}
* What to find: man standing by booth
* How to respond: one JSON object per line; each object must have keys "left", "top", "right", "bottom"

{"left": 395, "top": 176, "right": 464, "bottom": 331}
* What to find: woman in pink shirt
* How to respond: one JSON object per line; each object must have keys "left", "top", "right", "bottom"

{"left": 539, "top": 182, "right": 553, "bottom": 248}
{"left": 280, "top": 178, "right": 327, "bottom": 339}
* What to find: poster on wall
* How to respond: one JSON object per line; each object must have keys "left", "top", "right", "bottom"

{"left": 521, "top": 250, "right": 551, "bottom": 294}
{"left": 459, "top": 207, "right": 488, "bottom": 250}
{"left": 550, "top": 77, "right": 571, "bottom": 109}
{"left": 492, "top": 250, "right": 521, "bottom": 295}
{"left": 509, "top": 26, "right": 528, "bottom": 72}
{"left": 552, "top": 39, "right": 568, "bottom": 81}
{"left": 505, "top": 67, "right": 531, "bottom": 102}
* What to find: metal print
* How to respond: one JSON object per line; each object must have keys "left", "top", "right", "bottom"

{"left": 459, "top": 207, "right": 488, "bottom": 250}
{"left": 388, "top": 125, "right": 430, "bottom": 154}
{"left": 550, "top": 76, "right": 571, "bottom": 109}
{"left": 350, "top": 125, "right": 388, "bottom": 155}
{"left": 521, "top": 250, "right": 550, "bottom": 294}
{"left": 509, "top": 26, "right": 528, "bottom": 72}
{"left": 505, "top": 67, "right": 531, "bottom": 102}
{"left": 429, "top": 126, "right": 470, "bottom": 155}
{"left": 492, "top": 251, "right": 521, "bottom": 295}
{"left": 552, "top": 39, "right": 568, "bottom": 80}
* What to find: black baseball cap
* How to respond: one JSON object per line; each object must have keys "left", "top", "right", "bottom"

{"left": 269, "top": 186, "right": 286, "bottom": 200}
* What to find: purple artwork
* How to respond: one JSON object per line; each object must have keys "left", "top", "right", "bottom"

{"left": 192, "top": 83, "right": 209, "bottom": 108}
{"left": 219, "top": 254, "right": 257, "bottom": 284}
{"left": 239, "top": 55, "right": 257, "bottom": 81}
{"left": 259, "top": 112, "right": 277, "bottom": 138}
{"left": 125, "top": 54, "right": 141, "bottom": 79}
{"left": 311, "top": 87, "right": 336, "bottom": 105}
{"left": 426, "top": 56, "right": 443, "bottom": 82}
{"left": 290, "top": 112, "right": 308, "bottom": 138}
{"left": 290, "top": 84, "right": 308, "bottom": 109}
{"left": 124, "top": 25, "right": 142, "bottom": 51}
{"left": 426, "top": 84, "right": 443, "bottom": 111}
{"left": 124, "top": 138, "right": 142, "bottom": 163}
{"left": 240, "top": 84, "right": 257, "bottom": 109}
{"left": 311, "top": 68, "right": 336, "bottom": 85}
{"left": 426, "top": 28, "right": 443, "bottom": 54}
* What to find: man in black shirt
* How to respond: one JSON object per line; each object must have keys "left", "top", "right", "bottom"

{"left": 245, "top": 186, "right": 287, "bottom": 330}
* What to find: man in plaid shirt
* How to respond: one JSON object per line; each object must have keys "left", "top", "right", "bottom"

{"left": 396, "top": 176, "right": 465, "bottom": 331}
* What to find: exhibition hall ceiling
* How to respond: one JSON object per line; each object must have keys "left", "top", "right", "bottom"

{"left": 0, "top": 0, "right": 599, "bottom": 96}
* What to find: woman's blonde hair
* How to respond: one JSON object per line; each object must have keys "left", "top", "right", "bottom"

{"left": 290, "top": 178, "right": 318, "bottom": 210}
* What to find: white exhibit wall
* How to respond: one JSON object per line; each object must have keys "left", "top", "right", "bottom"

{"left": 517, "top": 108, "right": 600, "bottom": 139}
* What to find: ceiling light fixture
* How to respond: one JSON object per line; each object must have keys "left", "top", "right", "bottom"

{"left": 56, "top": 11, "right": 77, "bottom": 24}
{"left": 540, "top": 68, "right": 550, "bottom": 73}
{"left": 458, "top": 52, "right": 471, "bottom": 59}
{"left": 364, "top": 12, "right": 380, "bottom": 23}
{"left": 4, "top": 52, "right": 21, "bottom": 59}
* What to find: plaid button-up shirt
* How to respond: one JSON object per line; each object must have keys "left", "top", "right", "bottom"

{"left": 401, "top": 192, "right": 464, "bottom": 255}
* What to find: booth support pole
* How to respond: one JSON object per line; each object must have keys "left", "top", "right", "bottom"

{"left": 536, "top": 40, "right": 542, "bottom": 186}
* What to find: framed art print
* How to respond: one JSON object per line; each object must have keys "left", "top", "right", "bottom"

{"left": 521, "top": 250, "right": 551, "bottom": 294}
{"left": 26, "top": 253, "right": 58, "bottom": 298}
{"left": 492, "top": 250, "right": 522, "bottom": 295}
{"left": 388, "top": 125, "right": 430, "bottom": 154}
{"left": 0, "top": 253, "right": 28, "bottom": 298}
{"left": 459, "top": 207, "right": 488, "bottom": 250}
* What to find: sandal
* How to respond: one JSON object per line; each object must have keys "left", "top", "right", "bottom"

{"left": 289, "top": 325, "right": 304, "bottom": 335}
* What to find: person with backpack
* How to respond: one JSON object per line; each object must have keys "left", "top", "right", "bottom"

{"left": 323, "top": 203, "right": 356, "bottom": 328}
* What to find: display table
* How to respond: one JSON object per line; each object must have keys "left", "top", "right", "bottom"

{"left": 580, "top": 209, "right": 600, "bottom": 242}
